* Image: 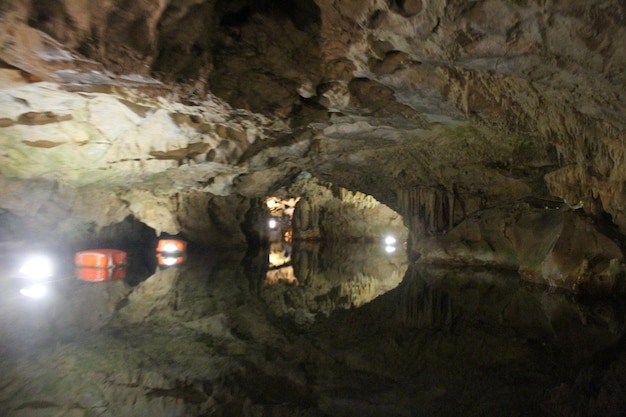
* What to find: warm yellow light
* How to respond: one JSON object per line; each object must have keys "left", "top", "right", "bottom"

{"left": 269, "top": 251, "right": 291, "bottom": 267}
{"left": 266, "top": 198, "right": 276, "bottom": 208}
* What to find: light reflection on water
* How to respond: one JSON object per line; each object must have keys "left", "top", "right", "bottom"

{"left": 2, "top": 245, "right": 625, "bottom": 345}
{"left": 262, "top": 242, "right": 408, "bottom": 319}
{"left": 0, "top": 241, "right": 410, "bottom": 344}
{"left": 306, "top": 263, "right": 626, "bottom": 416}
{"left": 1, "top": 245, "right": 626, "bottom": 415}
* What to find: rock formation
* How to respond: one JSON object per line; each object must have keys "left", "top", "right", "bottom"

{"left": 1, "top": 1, "right": 626, "bottom": 414}
{"left": 1, "top": 0, "right": 625, "bottom": 292}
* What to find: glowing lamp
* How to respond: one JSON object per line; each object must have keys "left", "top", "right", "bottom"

{"left": 156, "top": 239, "right": 187, "bottom": 254}
{"left": 384, "top": 236, "right": 397, "bottom": 245}
{"left": 19, "top": 255, "right": 53, "bottom": 280}
{"left": 268, "top": 219, "right": 278, "bottom": 229}
{"left": 162, "top": 243, "right": 179, "bottom": 252}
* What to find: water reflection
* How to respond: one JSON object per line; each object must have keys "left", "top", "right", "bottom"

{"left": 264, "top": 197, "right": 296, "bottom": 286}
{"left": 399, "top": 265, "right": 626, "bottom": 361}
{"left": 260, "top": 242, "right": 409, "bottom": 319}
{"left": 155, "top": 238, "right": 188, "bottom": 269}
{"left": 0, "top": 244, "right": 159, "bottom": 346}
{"left": 309, "top": 264, "right": 626, "bottom": 416}
{"left": 3, "top": 247, "right": 626, "bottom": 415}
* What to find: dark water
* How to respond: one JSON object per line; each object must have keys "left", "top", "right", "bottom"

{"left": 1, "top": 243, "right": 625, "bottom": 416}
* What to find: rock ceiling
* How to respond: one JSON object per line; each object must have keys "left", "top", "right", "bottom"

{"left": 1, "top": 0, "right": 625, "bottom": 291}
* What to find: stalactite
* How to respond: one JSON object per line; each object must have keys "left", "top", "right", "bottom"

{"left": 448, "top": 191, "right": 455, "bottom": 231}
{"left": 556, "top": 145, "right": 565, "bottom": 168}
{"left": 398, "top": 186, "right": 457, "bottom": 241}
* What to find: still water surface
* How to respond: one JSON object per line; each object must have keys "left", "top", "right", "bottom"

{"left": 0, "top": 243, "right": 625, "bottom": 416}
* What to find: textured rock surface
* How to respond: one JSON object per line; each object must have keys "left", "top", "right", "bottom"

{"left": 289, "top": 176, "right": 408, "bottom": 241}
{"left": 0, "top": 1, "right": 625, "bottom": 284}
{"left": 4, "top": 2, "right": 626, "bottom": 416}
{"left": 419, "top": 204, "right": 625, "bottom": 292}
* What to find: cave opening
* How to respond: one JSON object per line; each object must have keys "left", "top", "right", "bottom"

{"left": 264, "top": 196, "right": 298, "bottom": 286}
{"left": 241, "top": 177, "right": 410, "bottom": 319}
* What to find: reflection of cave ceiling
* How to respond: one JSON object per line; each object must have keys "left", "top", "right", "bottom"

{"left": 1, "top": 0, "right": 626, "bottom": 291}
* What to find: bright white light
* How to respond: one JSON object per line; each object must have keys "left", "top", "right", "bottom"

{"left": 162, "top": 256, "right": 178, "bottom": 266}
{"left": 384, "top": 236, "right": 397, "bottom": 245}
{"left": 385, "top": 245, "right": 397, "bottom": 254}
{"left": 266, "top": 199, "right": 276, "bottom": 208}
{"left": 162, "top": 243, "right": 179, "bottom": 253}
{"left": 268, "top": 219, "right": 278, "bottom": 229}
{"left": 19, "top": 255, "right": 53, "bottom": 280}
{"left": 20, "top": 284, "right": 48, "bottom": 299}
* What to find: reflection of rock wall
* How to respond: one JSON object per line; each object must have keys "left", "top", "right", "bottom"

{"left": 3, "top": 252, "right": 626, "bottom": 416}
{"left": 394, "top": 264, "right": 625, "bottom": 360}
{"left": 0, "top": 277, "right": 130, "bottom": 347}
{"left": 0, "top": 253, "right": 257, "bottom": 417}
{"left": 397, "top": 275, "right": 456, "bottom": 330}
{"left": 261, "top": 242, "right": 407, "bottom": 319}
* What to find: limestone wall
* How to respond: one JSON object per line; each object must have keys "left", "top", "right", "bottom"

{"left": 289, "top": 177, "right": 407, "bottom": 242}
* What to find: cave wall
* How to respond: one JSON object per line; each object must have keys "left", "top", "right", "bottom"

{"left": 288, "top": 177, "right": 407, "bottom": 242}
{"left": 0, "top": 175, "right": 250, "bottom": 249}
{"left": 306, "top": 0, "right": 626, "bottom": 253}
{"left": 0, "top": 0, "right": 625, "bottom": 293}
{"left": 418, "top": 204, "right": 625, "bottom": 293}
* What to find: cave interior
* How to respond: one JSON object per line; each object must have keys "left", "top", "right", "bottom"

{"left": 1, "top": 0, "right": 626, "bottom": 416}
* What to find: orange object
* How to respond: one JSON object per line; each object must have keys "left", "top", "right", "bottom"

{"left": 156, "top": 253, "right": 186, "bottom": 267}
{"left": 156, "top": 239, "right": 187, "bottom": 253}
{"left": 75, "top": 249, "right": 127, "bottom": 269}
{"left": 75, "top": 267, "right": 126, "bottom": 282}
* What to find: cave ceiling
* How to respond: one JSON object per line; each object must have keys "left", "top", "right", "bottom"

{"left": 0, "top": 0, "right": 625, "bottom": 247}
